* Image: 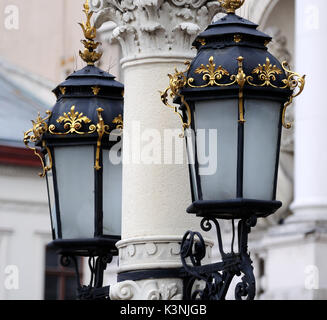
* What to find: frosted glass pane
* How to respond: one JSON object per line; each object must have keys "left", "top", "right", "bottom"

{"left": 46, "top": 154, "right": 57, "bottom": 239}
{"left": 103, "top": 150, "right": 122, "bottom": 236}
{"left": 243, "top": 99, "right": 281, "bottom": 200}
{"left": 194, "top": 99, "right": 238, "bottom": 200}
{"left": 55, "top": 146, "right": 95, "bottom": 239}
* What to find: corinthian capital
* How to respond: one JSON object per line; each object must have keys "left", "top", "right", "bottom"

{"left": 91, "top": 0, "right": 221, "bottom": 63}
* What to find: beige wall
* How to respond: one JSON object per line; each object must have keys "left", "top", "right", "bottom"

{"left": 0, "top": 0, "right": 121, "bottom": 83}
{"left": 263, "top": 0, "right": 295, "bottom": 55}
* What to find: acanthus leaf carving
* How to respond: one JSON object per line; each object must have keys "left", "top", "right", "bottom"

{"left": 91, "top": 0, "right": 223, "bottom": 62}
{"left": 170, "top": 0, "right": 208, "bottom": 9}
{"left": 110, "top": 279, "right": 183, "bottom": 300}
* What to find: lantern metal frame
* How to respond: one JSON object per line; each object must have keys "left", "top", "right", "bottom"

{"left": 161, "top": 54, "right": 304, "bottom": 220}
{"left": 160, "top": 2, "right": 305, "bottom": 300}
{"left": 23, "top": 0, "right": 124, "bottom": 300}
{"left": 23, "top": 67, "right": 124, "bottom": 254}
{"left": 24, "top": 74, "right": 124, "bottom": 299}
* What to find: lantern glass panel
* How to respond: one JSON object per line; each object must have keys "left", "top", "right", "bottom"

{"left": 45, "top": 154, "right": 58, "bottom": 238}
{"left": 194, "top": 99, "right": 238, "bottom": 201}
{"left": 54, "top": 145, "right": 95, "bottom": 239}
{"left": 102, "top": 149, "right": 122, "bottom": 236}
{"left": 243, "top": 99, "right": 282, "bottom": 200}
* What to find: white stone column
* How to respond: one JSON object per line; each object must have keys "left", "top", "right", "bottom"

{"left": 260, "top": 0, "right": 327, "bottom": 300}
{"left": 290, "top": 0, "right": 327, "bottom": 222}
{"left": 91, "top": 0, "right": 220, "bottom": 300}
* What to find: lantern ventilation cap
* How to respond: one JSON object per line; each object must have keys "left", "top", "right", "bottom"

{"left": 218, "top": 0, "right": 245, "bottom": 14}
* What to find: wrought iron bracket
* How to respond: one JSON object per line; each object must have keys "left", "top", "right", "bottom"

{"left": 57, "top": 217, "right": 257, "bottom": 301}
{"left": 60, "top": 253, "right": 113, "bottom": 300}
{"left": 181, "top": 216, "right": 257, "bottom": 300}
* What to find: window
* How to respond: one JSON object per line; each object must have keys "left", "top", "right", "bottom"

{"left": 44, "top": 247, "right": 83, "bottom": 300}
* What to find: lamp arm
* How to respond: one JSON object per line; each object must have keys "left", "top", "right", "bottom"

{"left": 60, "top": 253, "right": 113, "bottom": 300}
{"left": 180, "top": 216, "right": 257, "bottom": 300}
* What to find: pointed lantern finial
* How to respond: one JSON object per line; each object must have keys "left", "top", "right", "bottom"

{"left": 218, "top": 0, "right": 245, "bottom": 14}
{"left": 79, "top": 0, "right": 102, "bottom": 65}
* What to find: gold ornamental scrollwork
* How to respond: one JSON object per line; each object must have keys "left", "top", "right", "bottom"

{"left": 247, "top": 57, "right": 283, "bottom": 88}
{"left": 23, "top": 111, "right": 53, "bottom": 177}
{"left": 188, "top": 56, "right": 231, "bottom": 88}
{"left": 247, "top": 58, "right": 305, "bottom": 128}
{"left": 24, "top": 106, "right": 115, "bottom": 174}
{"left": 49, "top": 105, "right": 97, "bottom": 135}
{"left": 160, "top": 61, "right": 192, "bottom": 137}
{"left": 112, "top": 114, "right": 123, "bottom": 130}
{"left": 280, "top": 62, "right": 306, "bottom": 129}
{"left": 160, "top": 55, "right": 305, "bottom": 131}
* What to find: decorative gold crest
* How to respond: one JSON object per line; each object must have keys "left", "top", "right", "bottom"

{"left": 188, "top": 56, "right": 230, "bottom": 88}
{"left": 49, "top": 105, "right": 96, "bottom": 135}
{"left": 247, "top": 57, "right": 283, "bottom": 88}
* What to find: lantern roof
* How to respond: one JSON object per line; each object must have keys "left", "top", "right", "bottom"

{"left": 45, "top": 64, "right": 123, "bottom": 141}
{"left": 52, "top": 65, "right": 124, "bottom": 100}
{"left": 194, "top": 13, "right": 271, "bottom": 46}
{"left": 43, "top": 0, "right": 124, "bottom": 141}
{"left": 184, "top": 12, "right": 292, "bottom": 102}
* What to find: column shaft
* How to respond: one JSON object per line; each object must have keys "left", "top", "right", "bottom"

{"left": 92, "top": 0, "right": 220, "bottom": 300}
{"left": 291, "top": 0, "right": 327, "bottom": 221}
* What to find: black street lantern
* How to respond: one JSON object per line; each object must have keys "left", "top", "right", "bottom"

{"left": 161, "top": 0, "right": 305, "bottom": 300}
{"left": 24, "top": 1, "right": 123, "bottom": 299}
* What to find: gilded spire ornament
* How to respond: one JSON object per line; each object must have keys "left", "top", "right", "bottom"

{"left": 79, "top": 0, "right": 102, "bottom": 65}
{"left": 218, "top": 0, "right": 245, "bottom": 14}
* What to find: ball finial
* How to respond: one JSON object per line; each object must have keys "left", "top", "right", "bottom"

{"left": 218, "top": 0, "right": 245, "bottom": 14}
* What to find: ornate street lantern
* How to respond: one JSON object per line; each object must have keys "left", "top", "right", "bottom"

{"left": 161, "top": 0, "right": 305, "bottom": 300}
{"left": 24, "top": 0, "right": 124, "bottom": 299}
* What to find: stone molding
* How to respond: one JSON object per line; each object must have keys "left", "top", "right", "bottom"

{"left": 110, "top": 278, "right": 183, "bottom": 300}
{"left": 91, "top": 0, "right": 221, "bottom": 64}
{"left": 0, "top": 199, "right": 48, "bottom": 215}
{"left": 117, "top": 236, "right": 213, "bottom": 273}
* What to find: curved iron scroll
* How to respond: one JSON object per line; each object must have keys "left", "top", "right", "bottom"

{"left": 60, "top": 253, "right": 112, "bottom": 300}
{"left": 181, "top": 216, "right": 257, "bottom": 300}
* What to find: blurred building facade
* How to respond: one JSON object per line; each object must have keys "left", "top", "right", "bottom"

{"left": 0, "top": 0, "right": 120, "bottom": 300}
